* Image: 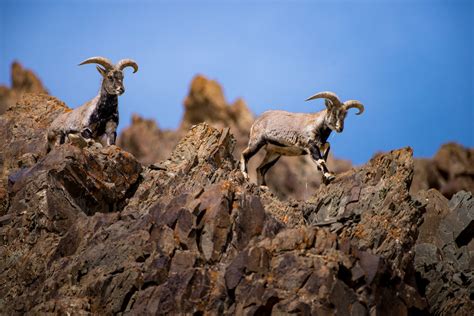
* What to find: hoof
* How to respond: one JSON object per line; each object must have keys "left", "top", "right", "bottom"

{"left": 323, "top": 172, "right": 336, "bottom": 184}
{"left": 259, "top": 185, "right": 269, "bottom": 191}
{"left": 68, "top": 134, "right": 89, "bottom": 149}
{"left": 86, "top": 139, "right": 96, "bottom": 146}
{"left": 92, "top": 141, "right": 103, "bottom": 148}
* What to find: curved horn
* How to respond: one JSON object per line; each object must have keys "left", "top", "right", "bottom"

{"left": 343, "top": 100, "right": 364, "bottom": 115}
{"left": 79, "top": 56, "right": 114, "bottom": 70}
{"left": 116, "top": 59, "right": 138, "bottom": 73}
{"left": 305, "top": 91, "right": 342, "bottom": 107}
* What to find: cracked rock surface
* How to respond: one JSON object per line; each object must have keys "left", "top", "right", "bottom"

{"left": 414, "top": 190, "right": 474, "bottom": 315}
{"left": 119, "top": 74, "right": 352, "bottom": 201}
{"left": 0, "top": 67, "right": 472, "bottom": 315}
{"left": 0, "top": 113, "right": 428, "bottom": 315}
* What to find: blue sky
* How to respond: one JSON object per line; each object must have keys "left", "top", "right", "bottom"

{"left": 1, "top": 0, "right": 472, "bottom": 164}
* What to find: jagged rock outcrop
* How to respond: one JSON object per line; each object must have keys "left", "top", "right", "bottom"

{"left": 411, "top": 143, "right": 474, "bottom": 198}
{"left": 0, "top": 62, "right": 48, "bottom": 114}
{"left": 414, "top": 190, "right": 473, "bottom": 315}
{"left": 181, "top": 75, "right": 254, "bottom": 135}
{"left": 304, "top": 148, "right": 421, "bottom": 275}
{"left": 0, "top": 66, "right": 472, "bottom": 315}
{"left": 118, "top": 115, "right": 182, "bottom": 165}
{"left": 0, "top": 94, "right": 67, "bottom": 214}
{"left": 119, "top": 74, "right": 352, "bottom": 201}
{"left": 1, "top": 115, "right": 431, "bottom": 314}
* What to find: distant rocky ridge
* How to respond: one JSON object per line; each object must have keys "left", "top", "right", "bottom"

{"left": 0, "top": 62, "right": 48, "bottom": 114}
{"left": 411, "top": 143, "right": 474, "bottom": 199}
{"left": 0, "top": 63, "right": 472, "bottom": 315}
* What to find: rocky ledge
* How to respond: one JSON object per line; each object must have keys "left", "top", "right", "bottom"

{"left": 0, "top": 80, "right": 472, "bottom": 315}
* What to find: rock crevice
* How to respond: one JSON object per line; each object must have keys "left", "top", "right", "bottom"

{"left": 0, "top": 67, "right": 472, "bottom": 315}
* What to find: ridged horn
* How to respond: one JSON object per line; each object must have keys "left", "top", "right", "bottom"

{"left": 79, "top": 56, "right": 114, "bottom": 70}
{"left": 305, "top": 91, "right": 342, "bottom": 107}
{"left": 343, "top": 100, "right": 364, "bottom": 115}
{"left": 116, "top": 59, "right": 138, "bottom": 73}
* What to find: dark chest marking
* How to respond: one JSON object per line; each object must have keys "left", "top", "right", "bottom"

{"left": 313, "top": 126, "right": 332, "bottom": 146}
{"left": 88, "top": 94, "right": 119, "bottom": 137}
{"left": 319, "top": 126, "right": 332, "bottom": 143}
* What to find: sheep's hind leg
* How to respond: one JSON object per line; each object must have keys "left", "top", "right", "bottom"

{"left": 240, "top": 139, "right": 265, "bottom": 180}
{"left": 308, "top": 145, "right": 335, "bottom": 184}
{"left": 256, "top": 150, "right": 281, "bottom": 188}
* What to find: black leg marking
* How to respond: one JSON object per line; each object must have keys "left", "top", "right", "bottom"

{"left": 257, "top": 152, "right": 281, "bottom": 186}
{"left": 81, "top": 128, "right": 93, "bottom": 139}
{"left": 308, "top": 145, "right": 329, "bottom": 173}
{"left": 309, "top": 144, "right": 335, "bottom": 184}
{"left": 243, "top": 140, "right": 265, "bottom": 161}
{"left": 59, "top": 133, "right": 66, "bottom": 144}
{"left": 241, "top": 139, "right": 266, "bottom": 177}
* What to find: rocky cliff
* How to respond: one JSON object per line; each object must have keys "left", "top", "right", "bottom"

{"left": 0, "top": 62, "right": 48, "bottom": 115}
{"left": 0, "top": 64, "right": 473, "bottom": 315}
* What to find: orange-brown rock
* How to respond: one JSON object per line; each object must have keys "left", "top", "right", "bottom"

{"left": 411, "top": 143, "right": 474, "bottom": 198}
{"left": 0, "top": 62, "right": 48, "bottom": 114}
{"left": 1, "top": 123, "right": 432, "bottom": 315}
{"left": 1, "top": 77, "right": 472, "bottom": 314}
{"left": 118, "top": 114, "right": 181, "bottom": 165}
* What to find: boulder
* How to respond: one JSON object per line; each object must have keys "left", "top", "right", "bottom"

{"left": 411, "top": 143, "right": 474, "bottom": 198}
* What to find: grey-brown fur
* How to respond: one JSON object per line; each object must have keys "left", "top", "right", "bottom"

{"left": 240, "top": 91, "right": 364, "bottom": 187}
{"left": 47, "top": 56, "right": 138, "bottom": 151}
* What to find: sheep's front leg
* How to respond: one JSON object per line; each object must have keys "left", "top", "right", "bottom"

{"left": 81, "top": 128, "right": 93, "bottom": 140}
{"left": 77, "top": 127, "right": 97, "bottom": 147}
{"left": 307, "top": 144, "right": 335, "bottom": 184}
{"left": 321, "top": 142, "right": 330, "bottom": 161}
{"left": 105, "top": 121, "right": 117, "bottom": 146}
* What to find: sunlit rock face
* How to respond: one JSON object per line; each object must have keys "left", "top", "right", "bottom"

{"left": 0, "top": 62, "right": 48, "bottom": 114}
{"left": 0, "top": 64, "right": 472, "bottom": 315}
{"left": 0, "top": 120, "right": 431, "bottom": 315}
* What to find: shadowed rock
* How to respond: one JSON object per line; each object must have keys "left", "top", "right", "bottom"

{"left": 414, "top": 190, "right": 474, "bottom": 315}
{"left": 0, "top": 69, "right": 471, "bottom": 315}
{"left": 1, "top": 119, "right": 432, "bottom": 315}
{"left": 0, "top": 94, "right": 67, "bottom": 215}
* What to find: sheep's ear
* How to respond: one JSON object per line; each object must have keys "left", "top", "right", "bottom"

{"left": 96, "top": 66, "right": 107, "bottom": 77}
